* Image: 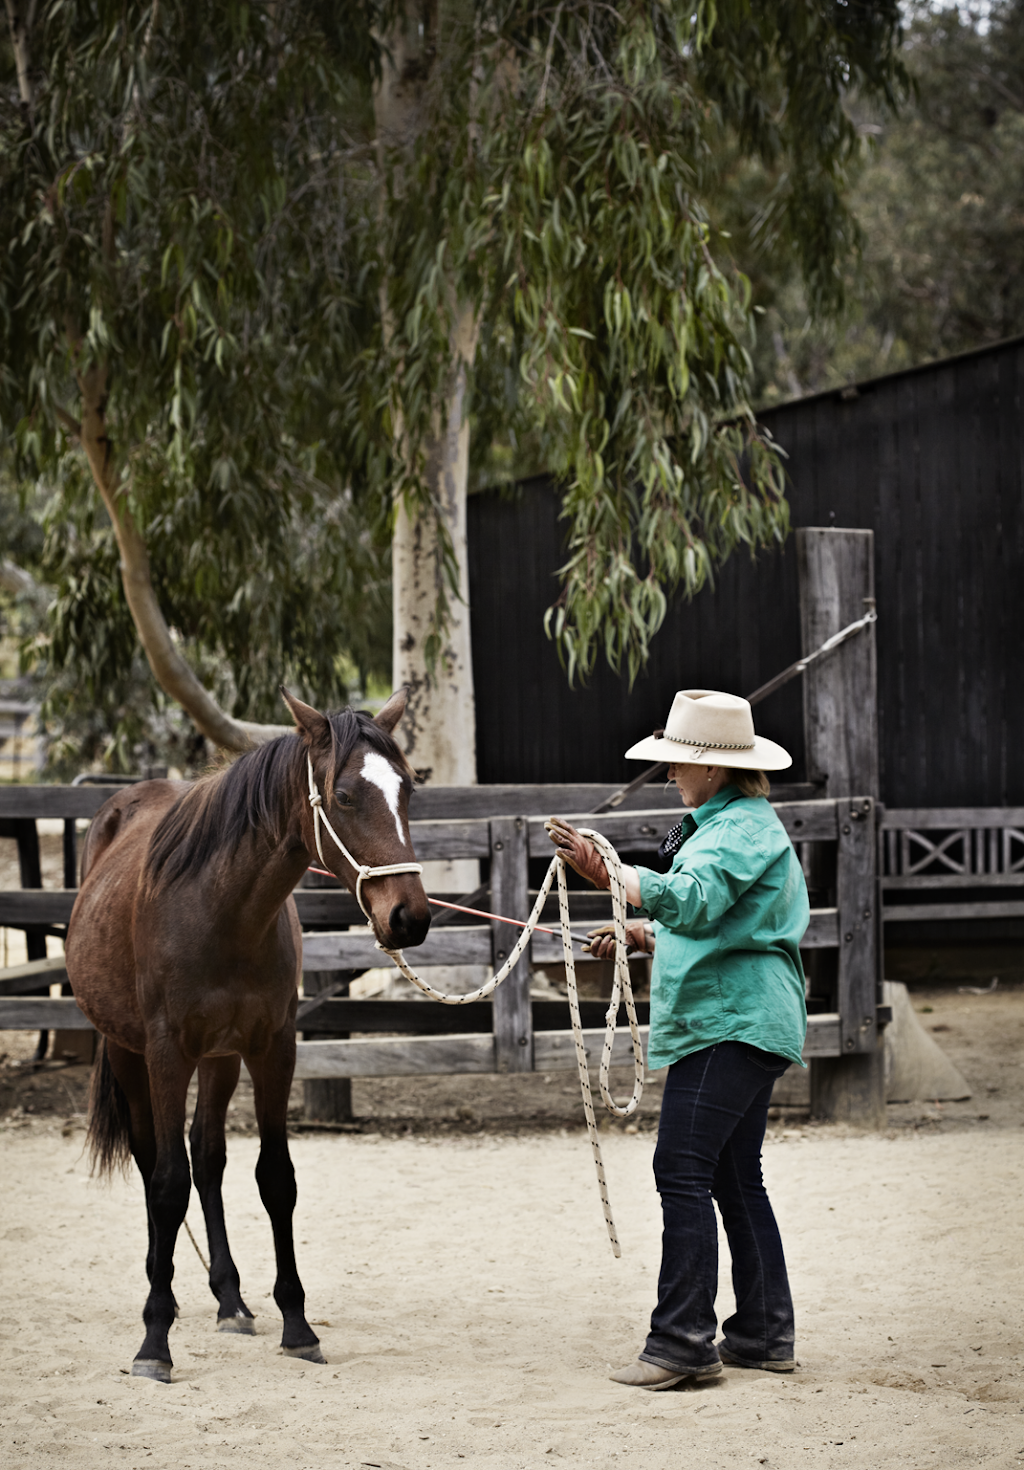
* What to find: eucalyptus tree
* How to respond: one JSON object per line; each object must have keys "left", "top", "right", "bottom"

{"left": 0, "top": 1, "right": 390, "bottom": 756}
{"left": 1, "top": 1, "right": 906, "bottom": 776}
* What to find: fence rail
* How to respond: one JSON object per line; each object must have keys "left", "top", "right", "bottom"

{"left": 0, "top": 783, "right": 877, "bottom": 1070}
{"left": 879, "top": 807, "right": 1024, "bottom": 924}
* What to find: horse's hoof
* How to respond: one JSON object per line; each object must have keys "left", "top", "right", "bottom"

{"left": 131, "top": 1359, "right": 172, "bottom": 1383}
{"left": 281, "top": 1343, "right": 326, "bottom": 1364}
{"left": 217, "top": 1311, "right": 256, "bottom": 1335}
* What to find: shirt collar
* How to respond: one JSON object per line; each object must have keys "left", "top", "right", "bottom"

{"left": 686, "top": 783, "right": 744, "bottom": 829}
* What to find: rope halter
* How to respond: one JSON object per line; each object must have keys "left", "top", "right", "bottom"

{"left": 306, "top": 755, "right": 423, "bottom": 921}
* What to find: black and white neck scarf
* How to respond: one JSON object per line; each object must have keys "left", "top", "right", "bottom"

{"left": 658, "top": 821, "right": 685, "bottom": 862}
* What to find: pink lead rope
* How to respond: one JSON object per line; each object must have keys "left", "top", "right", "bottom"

{"left": 307, "top": 867, "right": 587, "bottom": 944}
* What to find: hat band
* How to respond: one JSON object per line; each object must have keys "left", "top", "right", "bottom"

{"left": 661, "top": 734, "right": 755, "bottom": 752}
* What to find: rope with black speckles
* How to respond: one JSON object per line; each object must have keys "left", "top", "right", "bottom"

{"left": 376, "top": 829, "right": 645, "bottom": 1257}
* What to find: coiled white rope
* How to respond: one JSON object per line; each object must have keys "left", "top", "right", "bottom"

{"left": 375, "top": 828, "right": 645, "bottom": 1257}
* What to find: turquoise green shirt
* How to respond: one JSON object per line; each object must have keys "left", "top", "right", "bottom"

{"left": 635, "top": 786, "right": 809, "bottom": 1070}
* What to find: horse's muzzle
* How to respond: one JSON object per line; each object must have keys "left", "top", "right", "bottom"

{"left": 385, "top": 902, "right": 431, "bottom": 950}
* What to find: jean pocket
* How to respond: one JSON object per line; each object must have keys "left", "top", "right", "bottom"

{"left": 741, "top": 1043, "right": 790, "bottom": 1076}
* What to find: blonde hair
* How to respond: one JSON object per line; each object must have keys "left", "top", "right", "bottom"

{"left": 726, "top": 768, "right": 770, "bottom": 800}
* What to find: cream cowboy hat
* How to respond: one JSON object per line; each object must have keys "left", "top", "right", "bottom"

{"left": 625, "top": 689, "right": 792, "bottom": 771}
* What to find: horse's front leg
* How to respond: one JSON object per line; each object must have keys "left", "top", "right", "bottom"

{"left": 246, "top": 1027, "right": 324, "bottom": 1363}
{"left": 133, "top": 1040, "right": 195, "bottom": 1383}
{"left": 190, "top": 1054, "right": 255, "bottom": 1335}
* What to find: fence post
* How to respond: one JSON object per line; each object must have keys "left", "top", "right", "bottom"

{"left": 302, "top": 969, "right": 352, "bottom": 1122}
{"left": 490, "top": 816, "right": 533, "bottom": 1072}
{"left": 797, "top": 528, "right": 884, "bottom": 1127}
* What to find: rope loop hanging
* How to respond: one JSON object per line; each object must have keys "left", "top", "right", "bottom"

{"left": 375, "top": 827, "right": 645, "bottom": 1257}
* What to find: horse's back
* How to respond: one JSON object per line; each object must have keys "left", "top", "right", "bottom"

{"left": 68, "top": 780, "right": 186, "bottom": 1050}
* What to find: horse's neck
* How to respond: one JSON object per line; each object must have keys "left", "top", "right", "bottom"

{"left": 219, "top": 761, "right": 311, "bottom": 934}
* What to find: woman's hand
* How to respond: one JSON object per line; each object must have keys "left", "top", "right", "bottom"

{"left": 544, "top": 817, "right": 610, "bottom": 890}
{"left": 583, "top": 920, "right": 655, "bottom": 959}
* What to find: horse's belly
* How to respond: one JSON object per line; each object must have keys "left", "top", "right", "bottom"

{"left": 66, "top": 868, "right": 147, "bottom": 1053}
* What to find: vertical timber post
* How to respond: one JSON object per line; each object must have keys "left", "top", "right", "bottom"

{"left": 490, "top": 816, "right": 533, "bottom": 1072}
{"left": 797, "top": 528, "right": 884, "bottom": 1128}
{"left": 302, "top": 970, "right": 353, "bottom": 1123}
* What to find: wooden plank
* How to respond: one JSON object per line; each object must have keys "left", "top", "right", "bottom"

{"left": 294, "top": 890, "right": 364, "bottom": 926}
{"left": 797, "top": 527, "right": 879, "bottom": 800}
{"left": 882, "top": 873, "right": 1024, "bottom": 891}
{"left": 490, "top": 816, "right": 532, "bottom": 1071}
{"left": 771, "top": 801, "right": 839, "bottom": 842}
{"left": 880, "top": 807, "right": 1024, "bottom": 830}
{"left": 0, "top": 786, "right": 124, "bottom": 819}
{"left": 300, "top": 927, "right": 493, "bottom": 970}
{"left": 0, "top": 956, "right": 68, "bottom": 996}
{"left": 0, "top": 891, "right": 77, "bottom": 925}
{"left": 801, "top": 908, "right": 839, "bottom": 948}
{"left": 407, "top": 781, "right": 822, "bottom": 821}
{"left": 533, "top": 1027, "right": 648, "bottom": 1072}
{"left": 296, "top": 998, "right": 653, "bottom": 1035}
{"left": 882, "top": 900, "right": 1024, "bottom": 922}
{"left": 294, "top": 1033, "right": 497, "bottom": 1078}
{"left": 835, "top": 798, "right": 880, "bottom": 1055}
{"left": 400, "top": 819, "right": 491, "bottom": 860}
{"left": 0, "top": 997, "right": 93, "bottom": 1029}
{"left": 803, "top": 1014, "right": 842, "bottom": 1058}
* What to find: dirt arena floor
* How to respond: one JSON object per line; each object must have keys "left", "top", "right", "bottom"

{"left": 1, "top": 984, "right": 1022, "bottom": 1470}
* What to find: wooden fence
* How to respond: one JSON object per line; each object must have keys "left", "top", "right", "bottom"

{"left": 0, "top": 782, "right": 882, "bottom": 1075}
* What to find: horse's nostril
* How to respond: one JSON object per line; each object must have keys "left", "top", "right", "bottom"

{"left": 389, "top": 903, "right": 430, "bottom": 945}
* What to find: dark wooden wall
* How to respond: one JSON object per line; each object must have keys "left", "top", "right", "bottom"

{"left": 467, "top": 335, "right": 1024, "bottom": 808}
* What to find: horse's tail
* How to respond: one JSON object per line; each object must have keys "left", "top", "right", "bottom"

{"left": 87, "top": 1037, "right": 133, "bottom": 1177}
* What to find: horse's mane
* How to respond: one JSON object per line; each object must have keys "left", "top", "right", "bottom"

{"left": 145, "top": 708, "right": 412, "bottom": 887}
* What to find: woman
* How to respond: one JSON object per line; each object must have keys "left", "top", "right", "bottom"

{"left": 546, "top": 689, "right": 808, "bottom": 1390}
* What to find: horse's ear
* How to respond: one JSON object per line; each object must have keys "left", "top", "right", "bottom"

{"left": 374, "top": 686, "right": 408, "bottom": 735}
{"left": 281, "top": 687, "right": 330, "bottom": 747}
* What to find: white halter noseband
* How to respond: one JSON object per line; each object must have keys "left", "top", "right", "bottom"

{"left": 306, "top": 755, "right": 423, "bottom": 920}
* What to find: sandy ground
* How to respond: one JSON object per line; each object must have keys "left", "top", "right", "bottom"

{"left": 1, "top": 991, "right": 1023, "bottom": 1470}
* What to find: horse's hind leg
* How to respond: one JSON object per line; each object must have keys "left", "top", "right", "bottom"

{"left": 103, "top": 1041, "right": 160, "bottom": 1288}
{"left": 247, "top": 1030, "right": 323, "bottom": 1363}
{"left": 189, "top": 1055, "right": 255, "bottom": 1334}
{"left": 132, "top": 1042, "right": 195, "bottom": 1383}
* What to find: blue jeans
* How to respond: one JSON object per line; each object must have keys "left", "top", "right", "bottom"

{"left": 640, "top": 1041, "right": 795, "bottom": 1372}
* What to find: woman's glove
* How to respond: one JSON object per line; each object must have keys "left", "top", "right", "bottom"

{"left": 544, "top": 816, "right": 610, "bottom": 890}
{"left": 583, "top": 920, "right": 655, "bottom": 959}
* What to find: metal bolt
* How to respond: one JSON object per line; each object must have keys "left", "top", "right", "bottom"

{"left": 845, "top": 1039, "right": 855, "bottom": 1050}
{"left": 842, "top": 824, "right": 851, "bottom": 834}
{"left": 844, "top": 932, "right": 853, "bottom": 943}
{"left": 863, "top": 908, "right": 872, "bottom": 919}
{"left": 497, "top": 949, "right": 506, "bottom": 961}
{"left": 494, "top": 840, "right": 503, "bottom": 851}
{"left": 863, "top": 1016, "right": 873, "bottom": 1026}
{"left": 518, "top": 1036, "right": 528, "bottom": 1046}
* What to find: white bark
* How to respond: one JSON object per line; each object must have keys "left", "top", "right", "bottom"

{"left": 376, "top": 6, "right": 482, "bottom": 977}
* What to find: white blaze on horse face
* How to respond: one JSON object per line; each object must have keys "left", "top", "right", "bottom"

{"left": 360, "top": 751, "right": 408, "bottom": 846}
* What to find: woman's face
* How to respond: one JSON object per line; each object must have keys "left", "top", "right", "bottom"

{"left": 667, "top": 762, "right": 728, "bottom": 809}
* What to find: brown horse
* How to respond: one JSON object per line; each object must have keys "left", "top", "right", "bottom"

{"left": 65, "top": 688, "right": 430, "bottom": 1382}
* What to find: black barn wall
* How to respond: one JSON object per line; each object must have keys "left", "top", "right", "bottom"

{"left": 467, "top": 335, "right": 1024, "bottom": 808}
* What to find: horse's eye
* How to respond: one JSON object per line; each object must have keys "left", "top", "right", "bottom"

{"left": 335, "top": 790, "right": 354, "bottom": 807}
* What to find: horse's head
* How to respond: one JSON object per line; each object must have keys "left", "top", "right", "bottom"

{"left": 283, "top": 687, "right": 431, "bottom": 951}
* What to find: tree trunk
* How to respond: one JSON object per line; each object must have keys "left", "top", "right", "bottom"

{"left": 375, "top": 4, "right": 483, "bottom": 991}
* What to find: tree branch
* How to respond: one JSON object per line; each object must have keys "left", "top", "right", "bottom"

{"left": 4, "top": 0, "right": 38, "bottom": 113}
{"left": 54, "top": 404, "right": 81, "bottom": 438}
{"left": 73, "top": 358, "right": 292, "bottom": 751}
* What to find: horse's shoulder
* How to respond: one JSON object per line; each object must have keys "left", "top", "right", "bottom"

{"left": 80, "top": 780, "right": 187, "bottom": 880}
